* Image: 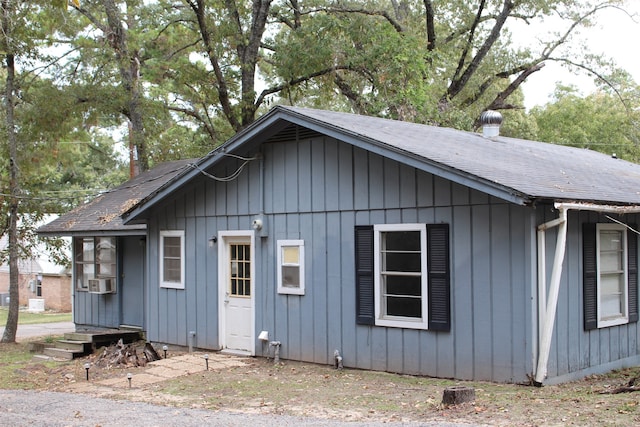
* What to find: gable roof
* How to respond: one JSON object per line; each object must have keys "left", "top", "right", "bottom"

{"left": 123, "top": 106, "right": 640, "bottom": 221}
{"left": 37, "top": 159, "right": 195, "bottom": 236}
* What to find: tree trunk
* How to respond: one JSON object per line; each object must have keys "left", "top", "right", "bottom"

{"left": 1, "top": 0, "right": 19, "bottom": 343}
{"left": 101, "top": 0, "right": 147, "bottom": 172}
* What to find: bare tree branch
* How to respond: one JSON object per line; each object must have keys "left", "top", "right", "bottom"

{"left": 550, "top": 56, "right": 632, "bottom": 113}
{"left": 167, "top": 105, "right": 217, "bottom": 141}
{"left": 444, "top": 0, "right": 513, "bottom": 104}
{"left": 303, "top": 6, "right": 405, "bottom": 33}
{"left": 255, "top": 65, "right": 358, "bottom": 107}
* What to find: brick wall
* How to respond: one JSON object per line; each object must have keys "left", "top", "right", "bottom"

{"left": 0, "top": 272, "right": 71, "bottom": 312}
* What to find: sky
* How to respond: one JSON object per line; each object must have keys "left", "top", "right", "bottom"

{"left": 516, "top": 1, "right": 640, "bottom": 109}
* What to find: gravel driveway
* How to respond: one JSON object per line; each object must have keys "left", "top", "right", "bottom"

{"left": 0, "top": 390, "right": 480, "bottom": 427}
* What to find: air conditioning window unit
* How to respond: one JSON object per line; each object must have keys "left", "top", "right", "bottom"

{"left": 88, "top": 278, "right": 115, "bottom": 294}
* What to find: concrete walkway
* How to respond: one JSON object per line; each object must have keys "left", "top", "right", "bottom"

{"left": 70, "top": 352, "right": 248, "bottom": 392}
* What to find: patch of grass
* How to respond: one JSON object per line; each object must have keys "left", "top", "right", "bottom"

{"left": 0, "top": 342, "right": 63, "bottom": 389}
{"left": 0, "top": 308, "right": 71, "bottom": 325}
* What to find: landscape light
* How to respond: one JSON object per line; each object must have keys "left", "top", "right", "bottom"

{"left": 204, "top": 354, "right": 209, "bottom": 370}
{"left": 127, "top": 372, "right": 132, "bottom": 388}
{"left": 163, "top": 345, "right": 168, "bottom": 359}
{"left": 84, "top": 363, "right": 90, "bottom": 381}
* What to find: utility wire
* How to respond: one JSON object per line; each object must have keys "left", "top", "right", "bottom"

{"left": 188, "top": 154, "right": 258, "bottom": 182}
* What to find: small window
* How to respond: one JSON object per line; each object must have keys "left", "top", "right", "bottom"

{"left": 374, "top": 224, "right": 428, "bottom": 329}
{"left": 160, "top": 230, "right": 185, "bottom": 289}
{"left": 597, "top": 224, "right": 628, "bottom": 327}
{"left": 277, "top": 240, "right": 305, "bottom": 295}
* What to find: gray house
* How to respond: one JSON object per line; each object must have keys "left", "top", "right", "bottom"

{"left": 40, "top": 106, "right": 640, "bottom": 385}
{"left": 38, "top": 160, "right": 194, "bottom": 329}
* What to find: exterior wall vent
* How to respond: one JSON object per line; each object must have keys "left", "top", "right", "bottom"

{"left": 479, "top": 110, "right": 503, "bottom": 138}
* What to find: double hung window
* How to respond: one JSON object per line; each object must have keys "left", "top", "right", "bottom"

{"left": 583, "top": 223, "right": 638, "bottom": 329}
{"left": 356, "top": 223, "right": 450, "bottom": 331}
{"left": 374, "top": 224, "right": 427, "bottom": 328}
{"left": 277, "top": 240, "right": 305, "bottom": 295}
{"left": 160, "top": 230, "right": 185, "bottom": 289}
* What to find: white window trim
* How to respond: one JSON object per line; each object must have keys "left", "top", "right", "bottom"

{"left": 373, "top": 223, "right": 428, "bottom": 330}
{"left": 74, "top": 237, "right": 117, "bottom": 292}
{"left": 160, "top": 230, "right": 185, "bottom": 290}
{"left": 277, "top": 240, "right": 305, "bottom": 295}
{"left": 597, "top": 223, "right": 629, "bottom": 328}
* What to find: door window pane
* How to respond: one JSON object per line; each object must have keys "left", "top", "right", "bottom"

{"left": 230, "top": 244, "right": 251, "bottom": 296}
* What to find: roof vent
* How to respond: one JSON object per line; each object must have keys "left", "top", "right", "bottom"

{"left": 479, "top": 110, "right": 503, "bottom": 138}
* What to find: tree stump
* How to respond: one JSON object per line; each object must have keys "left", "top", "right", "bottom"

{"left": 442, "top": 386, "right": 475, "bottom": 405}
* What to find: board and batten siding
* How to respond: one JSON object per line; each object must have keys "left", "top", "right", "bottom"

{"left": 73, "top": 236, "right": 146, "bottom": 329}
{"left": 74, "top": 291, "right": 120, "bottom": 328}
{"left": 538, "top": 208, "right": 640, "bottom": 383}
{"left": 145, "top": 134, "right": 536, "bottom": 383}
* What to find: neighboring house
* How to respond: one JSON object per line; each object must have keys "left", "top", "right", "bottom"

{"left": 0, "top": 218, "right": 72, "bottom": 312}
{"left": 39, "top": 106, "right": 640, "bottom": 385}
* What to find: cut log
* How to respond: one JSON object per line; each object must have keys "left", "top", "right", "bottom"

{"left": 143, "top": 342, "right": 161, "bottom": 362}
{"left": 95, "top": 339, "right": 148, "bottom": 368}
{"left": 442, "top": 386, "right": 475, "bottom": 405}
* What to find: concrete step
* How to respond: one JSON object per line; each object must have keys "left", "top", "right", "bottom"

{"left": 43, "top": 347, "right": 82, "bottom": 360}
{"left": 54, "top": 339, "right": 91, "bottom": 353}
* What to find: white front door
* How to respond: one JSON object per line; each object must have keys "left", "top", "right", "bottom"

{"left": 218, "top": 231, "right": 254, "bottom": 355}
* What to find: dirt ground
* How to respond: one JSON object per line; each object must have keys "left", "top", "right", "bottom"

{"left": 12, "top": 341, "right": 640, "bottom": 426}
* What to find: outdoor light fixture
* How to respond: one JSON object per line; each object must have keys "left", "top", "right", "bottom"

{"left": 204, "top": 354, "right": 209, "bottom": 370}
{"left": 84, "top": 363, "right": 90, "bottom": 381}
{"left": 208, "top": 236, "right": 217, "bottom": 247}
{"left": 163, "top": 345, "right": 168, "bottom": 359}
{"left": 127, "top": 372, "right": 132, "bottom": 388}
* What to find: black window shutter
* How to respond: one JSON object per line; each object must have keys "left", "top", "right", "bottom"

{"left": 628, "top": 226, "right": 638, "bottom": 323}
{"left": 583, "top": 223, "right": 598, "bottom": 330}
{"left": 427, "top": 224, "right": 451, "bottom": 332}
{"left": 355, "top": 226, "right": 375, "bottom": 325}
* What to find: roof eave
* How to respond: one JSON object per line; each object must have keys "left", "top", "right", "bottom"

{"left": 37, "top": 226, "right": 147, "bottom": 238}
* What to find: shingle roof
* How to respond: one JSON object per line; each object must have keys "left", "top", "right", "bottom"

{"left": 278, "top": 107, "right": 640, "bottom": 206}
{"left": 123, "top": 106, "right": 640, "bottom": 224}
{"left": 37, "top": 159, "right": 195, "bottom": 236}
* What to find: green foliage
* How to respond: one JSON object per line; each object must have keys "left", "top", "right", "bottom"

{"left": 530, "top": 84, "right": 640, "bottom": 162}
{"left": 269, "top": 0, "right": 630, "bottom": 129}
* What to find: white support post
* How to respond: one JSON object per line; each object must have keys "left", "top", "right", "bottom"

{"left": 534, "top": 207, "right": 568, "bottom": 385}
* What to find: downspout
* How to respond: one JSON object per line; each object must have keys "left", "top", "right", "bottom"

{"left": 534, "top": 205, "right": 568, "bottom": 385}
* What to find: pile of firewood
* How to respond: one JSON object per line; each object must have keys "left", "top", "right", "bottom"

{"left": 94, "top": 339, "right": 160, "bottom": 368}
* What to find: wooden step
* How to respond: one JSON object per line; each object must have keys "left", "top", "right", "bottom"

{"left": 64, "top": 330, "right": 141, "bottom": 347}
{"left": 43, "top": 347, "right": 82, "bottom": 360}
